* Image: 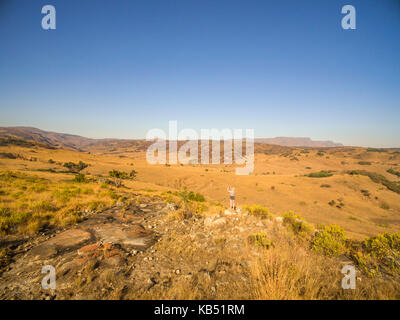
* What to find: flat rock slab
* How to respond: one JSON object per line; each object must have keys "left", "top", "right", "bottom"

{"left": 224, "top": 209, "right": 237, "bottom": 215}
{"left": 92, "top": 223, "right": 154, "bottom": 249}
{"left": 205, "top": 217, "right": 227, "bottom": 227}
{"left": 114, "top": 211, "right": 143, "bottom": 223}
{"left": 28, "top": 229, "right": 92, "bottom": 260}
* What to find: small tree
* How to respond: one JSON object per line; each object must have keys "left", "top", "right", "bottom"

{"left": 129, "top": 169, "right": 137, "bottom": 180}
{"left": 63, "top": 161, "right": 88, "bottom": 173}
{"left": 109, "top": 170, "right": 128, "bottom": 187}
{"left": 177, "top": 187, "right": 192, "bottom": 218}
{"left": 73, "top": 173, "right": 86, "bottom": 183}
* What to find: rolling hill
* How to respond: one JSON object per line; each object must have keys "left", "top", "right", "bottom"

{"left": 0, "top": 126, "right": 344, "bottom": 150}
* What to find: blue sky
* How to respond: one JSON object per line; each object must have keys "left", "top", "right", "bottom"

{"left": 0, "top": 0, "right": 399, "bottom": 147}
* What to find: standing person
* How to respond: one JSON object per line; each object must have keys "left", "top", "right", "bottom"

{"left": 227, "top": 186, "right": 235, "bottom": 210}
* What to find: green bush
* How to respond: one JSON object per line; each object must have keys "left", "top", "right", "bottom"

{"left": 283, "top": 211, "right": 311, "bottom": 236}
{"left": 367, "top": 148, "right": 387, "bottom": 153}
{"left": 108, "top": 170, "right": 130, "bottom": 187}
{"left": 129, "top": 169, "right": 137, "bottom": 179}
{"left": 0, "top": 208, "right": 32, "bottom": 234}
{"left": 306, "top": 171, "right": 333, "bottom": 178}
{"left": 186, "top": 191, "right": 205, "bottom": 202}
{"left": 362, "top": 232, "right": 400, "bottom": 275}
{"left": 63, "top": 161, "right": 88, "bottom": 173}
{"left": 312, "top": 225, "right": 347, "bottom": 256}
{"left": 387, "top": 168, "right": 400, "bottom": 178}
{"left": 347, "top": 170, "right": 400, "bottom": 195}
{"left": 380, "top": 202, "right": 390, "bottom": 210}
{"left": 243, "top": 205, "right": 271, "bottom": 218}
{"left": 73, "top": 173, "right": 87, "bottom": 183}
{"left": 109, "top": 170, "right": 128, "bottom": 179}
{"left": 361, "top": 189, "right": 370, "bottom": 197}
{"left": 248, "top": 232, "right": 274, "bottom": 249}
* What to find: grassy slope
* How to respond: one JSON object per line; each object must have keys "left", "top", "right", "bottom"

{"left": 0, "top": 143, "right": 400, "bottom": 299}
{"left": 1, "top": 143, "right": 400, "bottom": 238}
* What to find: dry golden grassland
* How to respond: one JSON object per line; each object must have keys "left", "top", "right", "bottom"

{"left": 1, "top": 141, "right": 400, "bottom": 299}
{"left": 1, "top": 142, "right": 400, "bottom": 239}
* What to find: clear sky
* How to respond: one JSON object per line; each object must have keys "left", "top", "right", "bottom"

{"left": 0, "top": 0, "right": 399, "bottom": 147}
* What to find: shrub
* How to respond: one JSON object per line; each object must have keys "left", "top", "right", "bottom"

{"left": 248, "top": 232, "right": 274, "bottom": 249}
{"left": 73, "top": 173, "right": 87, "bottom": 183}
{"left": 283, "top": 211, "right": 311, "bottom": 236}
{"left": 0, "top": 209, "right": 32, "bottom": 234}
{"left": 0, "top": 153, "right": 17, "bottom": 159}
{"left": 87, "top": 201, "right": 106, "bottom": 212}
{"left": 63, "top": 161, "right": 88, "bottom": 173}
{"left": 30, "top": 200, "right": 57, "bottom": 213}
{"left": 387, "top": 168, "right": 400, "bottom": 178}
{"left": 347, "top": 170, "right": 400, "bottom": 195}
{"left": 380, "top": 202, "right": 390, "bottom": 210}
{"left": 243, "top": 205, "right": 271, "bottom": 219}
{"left": 367, "top": 148, "right": 387, "bottom": 153}
{"left": 361, "top": 189, "right": 370, "bottom": 197}
{"left": 109, "top": 170, "right": 129, "bottom": 187}
{"left": 129, "top": 169, "right": 137, "bottom": 179}
{"left": 306, "top": 171, "right": 333, "bottom": 178}
{"left": 320, "top": 184, "right": 331, "bottom": 188}
{"left": 358, "top": 161, "right": 372, "bottom": 165}
{"left": 362, "top": 232, "right": 400, "bottom": 276}
{"left": 186, "top": 191, "right": 205, "bottom": 202}
{"left": 312, "top": 225, "right": 347, "bottom": 256}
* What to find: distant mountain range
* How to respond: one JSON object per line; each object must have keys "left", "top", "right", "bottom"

{"left": 254, "top": 137, "right": 343, "bottom": 148}
{"left": 0, "top": 126, "right": 343, "bottom": 150}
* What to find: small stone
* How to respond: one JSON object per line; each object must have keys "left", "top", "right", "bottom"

{"left": 175, "top": 269, "right": 181, "bottom": 275}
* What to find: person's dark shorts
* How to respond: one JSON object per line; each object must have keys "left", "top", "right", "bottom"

{"left": 230, "top": 195, "right": 235, "bottom": 200}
